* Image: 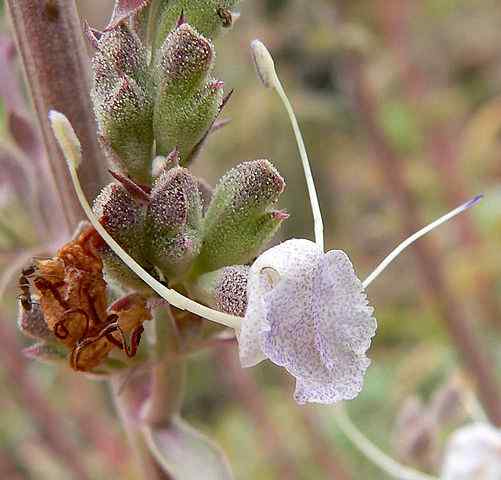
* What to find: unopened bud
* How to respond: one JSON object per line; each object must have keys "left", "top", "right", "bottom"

{"left": 146, "top": 167, "right": 203, "bottom": 280}
{"left": 194, "top": 160, "right": 286, "bottom": 273}
{"left": 154, "top": 76, "right": 223, "bottom": 161}
{"left": 92, "top": 23, "right": 148, "bottom": 98}
{"left": 157, "top": 24, "right": 214, "bottom": 90}
{"left": 250, "top": 39, "right": 277, "bottom": 89}
{"left": 191, "top": 265, "right": 249, "bottom": 316}
{"left": 93, "top": 182, "right": 149, "bottom": 291}
{"left": 94, "top": 76, "right": 154, "bottom": 184}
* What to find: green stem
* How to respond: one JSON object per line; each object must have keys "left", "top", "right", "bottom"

{"left": 143, "top": 306, "right": 186, "bottom": 426}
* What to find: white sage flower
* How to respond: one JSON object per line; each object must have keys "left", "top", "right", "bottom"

{"left": 239, "top": 40, "right": 482, "bottom": 405}
{"left": 441, "top": 423, "right": 501, "bottom": 480}
{"left": 240, "top": 239, "right": 376, "bottom": 403}
{"left": 54, "top": 40, "right": 482, "bottom": 411}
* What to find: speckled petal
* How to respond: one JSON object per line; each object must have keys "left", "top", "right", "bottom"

{"left": 239, "top": 239, "right": 377, "bottom": 405}
{"left": 239, "top": 239, "right": 321, "bottom": 368}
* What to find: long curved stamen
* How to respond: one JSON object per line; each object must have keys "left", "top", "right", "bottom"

{"left": 251, "top": 40, "right": 324, "bottom": 252}
{"left": 363, "top": 196, "right": 483, "bottom": 289}
{"left": 49, "top": 111, "right": 242, "bottom": 330}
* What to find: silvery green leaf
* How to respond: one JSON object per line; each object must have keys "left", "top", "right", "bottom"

{"left": 144, "top": 417, "right": 234, "bottom": 480}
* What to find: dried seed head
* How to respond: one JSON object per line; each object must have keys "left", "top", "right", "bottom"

{"left": 194, "top": 160, "right": 286, "bottom": 273}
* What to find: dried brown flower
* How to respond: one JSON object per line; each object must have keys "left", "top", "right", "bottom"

{"left": 22, "top": 225, "right": 151, "bottom": 371}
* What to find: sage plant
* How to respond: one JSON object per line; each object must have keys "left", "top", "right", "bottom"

{"left": 8, "top": 1, "right": 491, "bottom": 479}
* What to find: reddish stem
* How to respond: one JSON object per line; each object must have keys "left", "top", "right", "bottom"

{"left": 6, "top": 0, "right": 107, "bottom": 235}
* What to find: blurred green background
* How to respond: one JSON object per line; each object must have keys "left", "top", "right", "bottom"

{"left": 2, "top": 0, "right": 501, "bottom": 478}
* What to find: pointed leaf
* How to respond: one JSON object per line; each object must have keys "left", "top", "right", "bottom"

{"left": 144, "top": 417, "right": 234, "bottom": 480}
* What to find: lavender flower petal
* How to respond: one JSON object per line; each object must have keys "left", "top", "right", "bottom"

{"left": 239, "top": 239, "right": 377, "bottom": 404}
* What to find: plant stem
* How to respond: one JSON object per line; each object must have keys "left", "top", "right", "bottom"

{"left": 6, "top": 0, "right": 107, "bottom": 236}
{"left": 111, "top": 375, "right": 171, "bottom": 480}
{"left": 342, "top": 56, "right": 501, "bottom": 426}
{"left": 143, "top": 306, "right": 186, "bottom": 426}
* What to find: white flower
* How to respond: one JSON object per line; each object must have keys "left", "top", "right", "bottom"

{"left": 441, "top": 423, "right": 501, "bottom": 480}
{"left": 239, "top": 238, "right": 376, "bottom": 404}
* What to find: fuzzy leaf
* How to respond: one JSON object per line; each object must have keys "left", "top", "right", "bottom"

{"left": 144, "top": 417, "right": 234, "bottom": 480}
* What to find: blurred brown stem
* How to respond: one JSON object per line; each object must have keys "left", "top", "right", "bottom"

{"left": 0, "top": 314, "right": 91, "bottom": 480}
{"left": 342, "top": 56, "right": 501, "bottom": 426}
{"left": 376, "top": 0, "right": 501, "bottom": 328}
{"left": 6, "top": 0, "right": 107, "bottom": 236}
{"left": 216, "top": 344, "right": 303, "bottom": 480}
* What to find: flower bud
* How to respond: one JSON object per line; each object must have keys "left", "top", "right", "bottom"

{"left": 93, "top": 182, "right": 150, "bottom": 292}
{"left": 17, "top": 302, "right": 55, "bottom": 341}
{"left": 153, "top": 0, "right": 240, "bottom": 48}
{"left": 153, "top": 25, "right": 223, "bottom": 161}
{"left": 190, "top": 265, "right": 249, "bottom": 316}
{"left": 146, "top": 167, "right": 203, "bottom": 280}
{"left": 194, "top": 160, "right": 286, "bottom": 273}
{"left": 94, "top": 76, "right": 154, "bottom": 184}
{"left": 92, "top": 22, "right": 148, "bottom": 98}
{"left": 156, "top": 24, "right": 214, "bottom": 91}
{"left": 91, "top": 24, "right": 153, "bottom": 184}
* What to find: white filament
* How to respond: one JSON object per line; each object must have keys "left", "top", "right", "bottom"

{"left": 333, "top": 405, "right": 439, "bottom": 480}
{"left": 363, "top": 196, "right": 483, "bottom": 288}
{"left": 251, "top": 40, "right": 324, "bottom": 251}
{"left": 49, "top": 111, "right": 242, "bottom": 330}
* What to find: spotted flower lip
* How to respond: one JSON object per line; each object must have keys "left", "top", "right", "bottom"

{"left": 240, "top": 238, "right": 377, "bottom": 404}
